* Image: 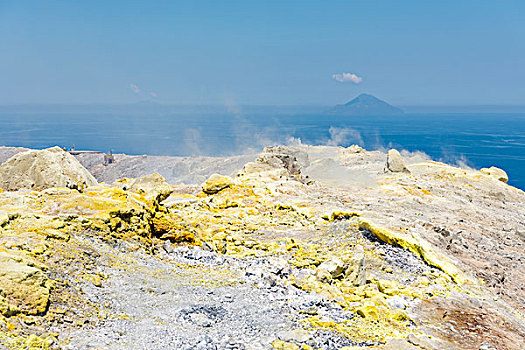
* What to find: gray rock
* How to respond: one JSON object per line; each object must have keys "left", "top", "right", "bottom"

{"left": 385, "top": 149, "right": 409, "bottom": 173}
{"left": 256, "top": 146, "right": 310, "bottom": 175}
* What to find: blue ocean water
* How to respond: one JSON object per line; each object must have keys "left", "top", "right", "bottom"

{"left": 1, "top": 112, "right": 524, "bottom": 190}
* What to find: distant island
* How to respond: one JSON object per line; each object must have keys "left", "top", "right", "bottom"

{"left": 329, "top": 93, "right": 404, "bottom": 115}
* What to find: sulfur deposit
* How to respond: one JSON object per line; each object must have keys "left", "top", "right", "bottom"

{"left": 0, "top": 145, "right": 524, "bottom": 350}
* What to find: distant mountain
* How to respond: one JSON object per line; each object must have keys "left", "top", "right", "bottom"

{"left": 330, "top": 93, "right": 404, "bottom": 115}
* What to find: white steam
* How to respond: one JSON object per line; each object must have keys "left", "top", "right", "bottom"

{"left": 326, "top": 127, "right": 364, "bottom": 147}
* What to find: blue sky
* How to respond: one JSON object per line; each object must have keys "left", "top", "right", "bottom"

{"left": 1, "top": 0, "right": 524, "bottom": 105}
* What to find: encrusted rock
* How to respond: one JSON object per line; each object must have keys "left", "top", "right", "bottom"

{"left": 315, "top": 257, "right": 346, "bottom": 282}
{"left": 481, "top": 166, "right": 508, "bottom": 183}
{"left": 152, "top": 211, "right": 196, "bottom": 243}
{"left": 385, "top": 149, "right": 409, "bottom": 173}
{"left": 344, "top": 245, "right": 366, "bottom": 287}
{"left": 271, "top": 339, "right": 300, "bottom": 350}
{"left": 376, "top": 279, "right": 399, "bottom": 296}
{"left": 356, "top": 301, "right": 379, "bottom": 320}
{"left": 315, "top": 246, "right": 366, "bottom": 286}
{"left": 124, "top": 172, "right": 173, "bottom": 202}
{"left": 202, "top": 174, "right": 233, "bottom": 194}
{"left": 0, "top": 146, "right": 97, "bottom": 191}
{"left": 0, "top": 251, "right": 50, "bottom": 316}
{"left": 256, "top": 146, "right": 309, "bottom": 175}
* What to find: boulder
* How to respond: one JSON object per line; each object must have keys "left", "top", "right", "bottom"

{"left": 315, "top": 257, "right": 346, "bottom": 282}
{"left": 315, "top": 247, "right": 366, "bottom": 286}
{"left": 202, "top": 174, "right": 233, "bottom": 194}
{"left": 0, "top": 251, "right": 50, "bottom": 316}
{"left": 125, "top": 172, "right": 173, "bottom": 202}
{"left": 344, "top": 245, "right": 366, "bottom": 287}
{"left": 385, "top": 149, "right": 409, "bottom": 173}
{"left": 256, "top": 146, "right": 309, "bottom": 175}
{"left": 480, "top": 166, "right": 508, "bottom": 183}
{"left": 0, "top": 146, "right": 97, "bottom": 191}
{"left": 315, "top": 245, "right": 366, "bottom": 286}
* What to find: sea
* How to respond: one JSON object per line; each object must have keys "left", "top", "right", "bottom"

{"left": 1, "top": 109, "right": 524, "bottom": 190}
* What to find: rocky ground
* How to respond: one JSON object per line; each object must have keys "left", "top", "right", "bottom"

{"left": 0, "top": 145, "right": 524, "bottom": 349}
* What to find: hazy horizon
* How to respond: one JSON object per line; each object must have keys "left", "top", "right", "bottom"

{"left": 1, "top": 100, "right": 525, "bottom": 115}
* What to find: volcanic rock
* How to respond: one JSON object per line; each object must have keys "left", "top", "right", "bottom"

{"left": 344, "top": 245, "right": 366, "bottom": 287}
{"left": 315, "top": 257, "right": 346, "bottom": 282}
{"left": 0, "top": 251, "right": 50, "bottom": 316}
{"left": 0, "top": 146, "right": 97, "bottom": 191}
{"left": 481, "top": 166, "right": 509, "bottom": 183}
{"left": 385, "top": 149, "right": 409, "bottom": 173}
{"left": 202, "top": 174, "right": 233, "bottom": 194}
{"left": 116, "top": 172, "right": 173, "bottom": 202}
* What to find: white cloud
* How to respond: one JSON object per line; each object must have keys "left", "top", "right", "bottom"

{"left": 332, "top": 72, "right": 363, "bottom": 84}
{"left": 129, "top": 84, "right": 140, "bottom": 94}
{"left": 150, "top": 92, "right": 158, "bottom": 98}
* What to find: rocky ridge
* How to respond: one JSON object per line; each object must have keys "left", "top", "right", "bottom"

{"left": 0, "top": 145, "right": 523, "bottom": 349}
